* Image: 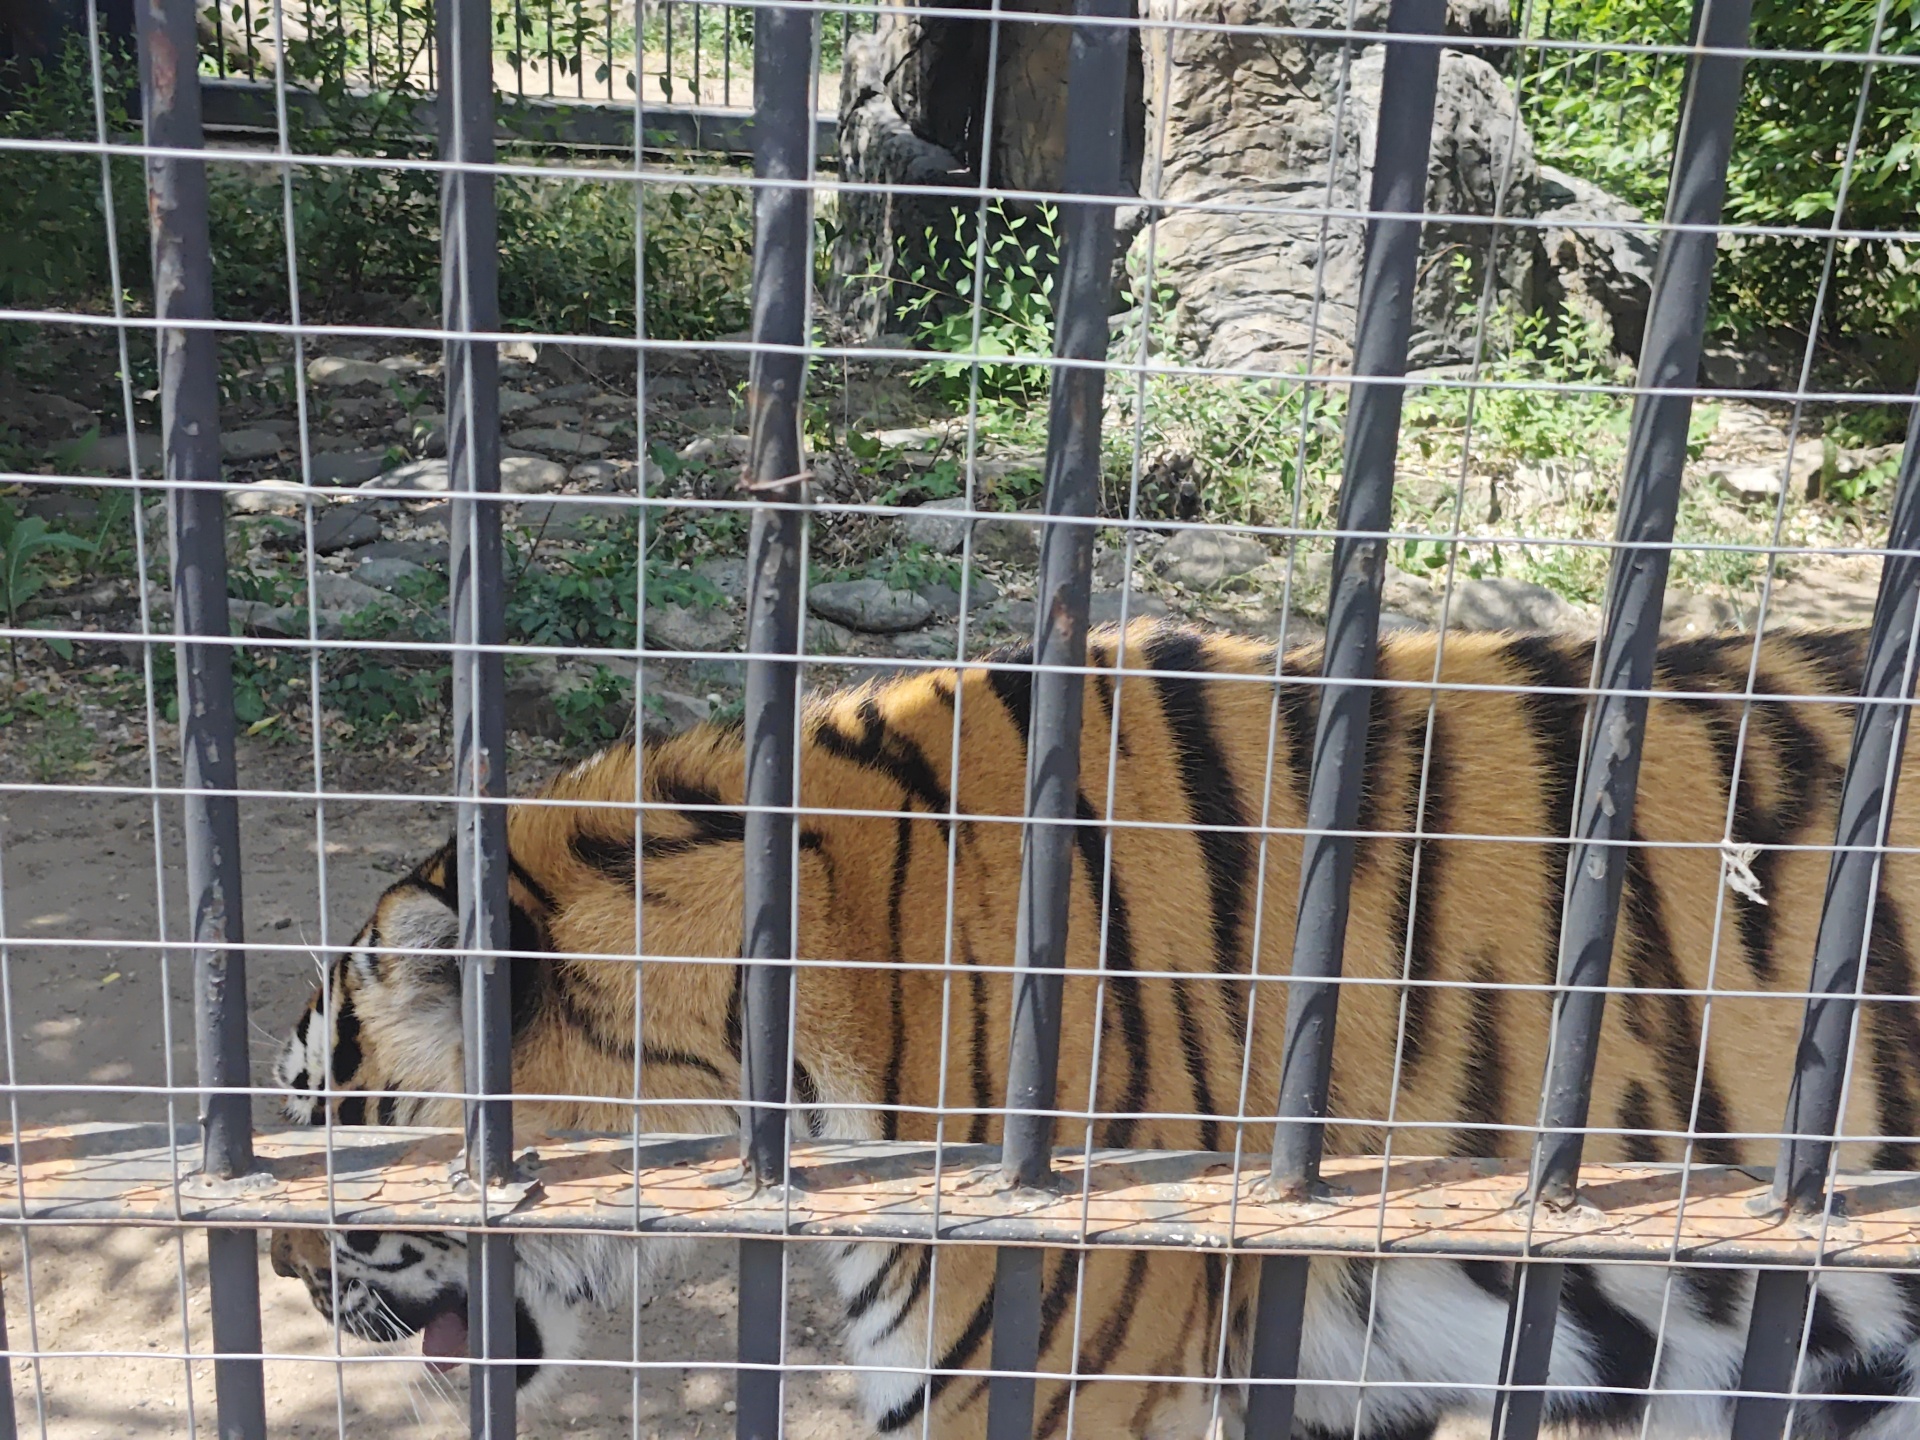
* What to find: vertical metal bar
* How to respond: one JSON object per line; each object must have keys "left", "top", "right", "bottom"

{"left": 438, "top": 0, "right": 515, "bottom": 1428}
{"left": 0, "top": 1256, "right": 14, "bottom": 1440}
{"left": 1489, "top": 4, "right": 1752, "bottom": 1436}
{"left": 1242, "top": 3, "right": 1442, "bottom": 1433}
{"left": 1727, "top": 383, "right": 1920, "bottom": 1439}
{"left": 133, "top": 0, "right": 268, "bottom": 1434}
{"left": 735, "top": 0, "right": 813, "bottom": 1436}
{"left": 980, "top": 1, "right": 1127, "bottom": 1436}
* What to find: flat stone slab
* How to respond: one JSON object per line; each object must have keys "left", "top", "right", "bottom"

{"left": 506, "top": 426, "right": 610, "bottom": 458}
{"left": 221, "top": 427, "right": 285, "bottom": 461}
{"left": 809, "top": 579, "right": 934, "bottom": 634}
{"left": 309, "top": 449, "right": 389, "bottom": 486}
{"left": 307, "top": 356, "right": 400, "bottom": 392}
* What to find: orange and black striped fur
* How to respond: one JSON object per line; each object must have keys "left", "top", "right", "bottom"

{"left": 271, "top": 620, "right": 1920, "bottom": 1439}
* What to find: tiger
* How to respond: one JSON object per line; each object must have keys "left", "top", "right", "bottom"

{"left": 268, "top": 618, "right": 1920, "bottom": 1439}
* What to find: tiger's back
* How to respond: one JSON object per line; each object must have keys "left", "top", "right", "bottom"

{"left": 274, "top": 621, "right": 1920, "bottom": 1439}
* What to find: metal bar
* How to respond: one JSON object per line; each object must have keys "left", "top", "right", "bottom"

{"left": 437, "top": 0, "right": 516, "bottom": 1427}
{"left": 132, "top": 0, "right": 267, "bottom": 1432}
{"left": 980, "top": 0, "right": 1128, "bottom": 1433}
{"left": 735, "top": 0, "right": 814, "bottom": 1433}
{"left": 1244, "top": 2, "right": 1443, "bottom": 1433}
{"left": 1730, "top": 1268, "right": 1816, "bottom": 1440}
{"left": 198, "top": 82, "right": 838, "bottom": 157}
{"left": 0, "top": 1254, "right": 13, "bottom": 1440}
{"left": 1491, "top": 4, "right": 1753, "bottom": 1436}
{"left": 1727, "top": 381, "right": 1920, "bottom": 1438}
{"left": 1527, "top": 0, "right": 1754, "bottom": 1207}
{"left": 16, "top": 1125, "right": 1920, "bottom": 1263}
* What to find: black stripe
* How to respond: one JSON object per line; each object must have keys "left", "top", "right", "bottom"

{"left": 337, "top": 1095, "right": 367, "bottom": 1125}
{"left": 882, "top": 815, "right": 912, "bottom": 1142}
{"left": 813, "top": 697, "right": 953, "bottom": 825}
{"left": 1683, "top": 1266, "right": 1742, "bottom": 1327}
{"left": 1864, "top": 896, "right": 1920, "bottom": 1171}
{"left": 794, "top": 1060, "right": 825, "bottom": 1139}
{"left": 1460, "top": 1261, "right": 1510, "bottom": 1300}
{"left": 1141, "top": 628, "right": 1251, "bottom": 1147}
{"left": 508, "top": 856, "right": 556, "bottom": 912}
{"left": 1617, "top": 1080, "right": 1663, "bottom": 1163}
{"left": 966, "top": 943, "right": 991, "bottom": 1146}
{"left": 1275, "top": 652, "right": 1321, "bottom": 816}
{"left": 1658, "top": 640, "right": 1825, "bottom": 984}
{"left": 1555, "top": 1266, "right": 1653, "bottom": 1428}
{"left": 1074, "top": 792, "right": 1146, "bottom": 1149}
{"left": 374, "top": 1094, "right": 397, "bottom": 1126}
{"left": 331, "top": 992, "right": 362, "bottom": 1085}
{"left": 1035, "top": 1250, "right": 1151, "bottom": 1440}
{"left": 875, "top": 1290, "right": 995, "bottom": 1432}
{"left": 985, "top": 650, "right": 1035, "bottom": 751}
{"left": 1391, "top": 712, "right": 1452, "bottom": 1080}
{"left": 1351, "top": 673, "right": 1399, "bottom": 875}
{"left": 847, "top": 1247, "right": 903, "bottom": 1323}
{"left": 1502, "top": 635, "right": 1591, "bottom": 985}
{"left": 1822, "top": 1351, "right": 1905, "bottom": 1439}
{"left": 642, "top": 1045, "right": 726, "bottom": 1083}
{"left": 1785, "top": 630, "right": 1868, "bottom": 698}
{"left": 874, "top": 1248, "right": 933, "bottom": 1344}
{"left": 724, "top": 969, "right": 742, "bottom": 1062}
{"left": 1451, "top": 959, "right": 1506, "bottom": 1159}
{"left": 1807, "top": 1289, "right": 1855, "bottom": 1359}
{"left": 1623, "top": 841, "right": 1740, "bottom": 1165}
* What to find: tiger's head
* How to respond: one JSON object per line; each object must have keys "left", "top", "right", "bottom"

{"left": 265, "top": 854, "right": 642, "bottom": 1398}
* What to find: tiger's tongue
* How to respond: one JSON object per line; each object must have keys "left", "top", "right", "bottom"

{"left": 421, "top": 1310, "right": 469, "bottom": 1374}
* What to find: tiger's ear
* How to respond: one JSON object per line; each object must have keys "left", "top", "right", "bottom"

{"left": 371, "top": 883, "right": 459, "bottom": 970}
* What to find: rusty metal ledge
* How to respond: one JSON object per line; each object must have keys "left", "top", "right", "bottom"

{"left": 5, "top": 1124, "right": 1920, "bottom": 1268}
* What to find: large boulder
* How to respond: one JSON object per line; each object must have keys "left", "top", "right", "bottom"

{"left": 1136, "top": 0, "right": 1538, "bottom": 372}
{"left": 1533, "top": 164, "right": 1657, "bottom": 358}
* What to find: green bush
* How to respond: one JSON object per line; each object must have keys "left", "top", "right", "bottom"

{"left": 1528, "top": 0, "right": 1920, "bottom": 374}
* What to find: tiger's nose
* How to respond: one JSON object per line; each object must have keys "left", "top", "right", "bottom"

{"left": 269, "top": 1230, "right": 301, "bottom": 1279}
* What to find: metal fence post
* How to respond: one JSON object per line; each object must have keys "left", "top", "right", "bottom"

{"left": 1490, "top": 2, "right": 1753, "bottom": 1435}
{"left": 980, "top": 1, "right": 1128, "bottom": 1435}
{"left": 437, "top": 0, "right": 515, "bottom": 1427}
{"left": 736, "top": 0, "right": 814, "bottom": 1435}
{"left": 1728, "top": 381, "right": 1920, "bottom": 1439}
{"left": 1242, "top": 2, "right": 1444, "bottom": 1434}
{"left": 133, "top": 0, "right": 268, "bottom": 1431}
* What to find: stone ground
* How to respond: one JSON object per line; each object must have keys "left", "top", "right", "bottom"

{"left": 1, "top": 334, "right": 1899, "bottom": 1438}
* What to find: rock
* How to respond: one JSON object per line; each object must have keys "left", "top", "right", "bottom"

{"left": 18, "top": 390, "right": 97, "bottom": 439}
{"left": 20, "top": 488, "right": 99, "bottom": 528}
{"left": 808, "top": 579, "right": 935, "bottom": 633}
{"left": 399, "top": 412, "right": 447, "bottom": 456}
{"left": 311, "top": 573, "right": 389, "bottom": 613}
{"left": 679, "top": 434, "right": 749, "bottom": 467}
{"left": 569, "top": 459, "right": 628, "bottom": 489}
{"left": 504, "top": 659, "right": 568, "bottom": 738}
{"left": 889, "top": 628, "right": 962, "bottom": 660}
{"left": 522, "top": 404, "right": 584, "bottom": 426}
{"left": 1712, "top": 463, "right": 1788, "bottom": 505}
{"left": 644, "top": 688, "right": 714, "bottom": 737}
{"left": 975, "top": 514, "right": 1041, "bottom": 566}
{"left": 1699, "top": 347, "right": 1777, "bottom": 392}
{"left": 897, "top": 496, "right": 972, "bottom": 554}
{"left": 498, "top": 389, "right": 543, "bottom": 416}
{"left": 920, "top": 575, "right": 1001, "bottom": 618}
{"left": 309, "top": 449, "right": 390, "bottom": 486}
{"left": 807, "top": 617, "right": 858, "bottom": 655}
{"left": 1088, "top": 590, "right": 1172, "bottom": 626}
{"left": 353, "top": 556, "right": 429, "bottom": 591}
{"left": 220, "top": 427, "right": 284, "bottom": 461}
{"left": 310, "top": 503, "right": 383, "bottom": 554}
{"left": 1662, "top": 590, "right": 1746, "bottom": 638}
{"left": 506, "top": 426, "right": 610, "bottom": 459}
{"left": 1507, "top": 455, "right": 1603, "bottom": 512}
{"left": 695, "top": 556, "right": 750, "bottom": 602}
{"left": 1136, "top": 5, "right": 1537, "bottom": 371}
{"left": 230, "top": 478, "right": 306, "bottom": 516}
{"left": 75, "top": 431, "right": 161, "bottom": 476}
{"left": 1155, "top": 529, "right": 1269, "bottom": 589}
{"left": 511, "top": 498, "right": 600, "bottom": 534}
{"left": 307, "top": 356, "right": 398, "bottom": 392}
{"left": 356, "top": 538, "right": 445, "bottom": 567}
{"left": 1534, "top": 165, "right": 1657, "bottom": 357}
{"left": 1444, "top": 577, "right": 1587, "bottom": 633}
{"left": 367, "top": 458, "right": 450, "bottom": 492}
{"left": 501, "top": 455, "right": 569, "bottom": 494}
{"left": 647, "top": 602, "right": 736, "bottom": 652}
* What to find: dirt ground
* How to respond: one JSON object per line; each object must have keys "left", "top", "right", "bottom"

{"left": 0, "top": 748, "right": 867, "bottom": 1439}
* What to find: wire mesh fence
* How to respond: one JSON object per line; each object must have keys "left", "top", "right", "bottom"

{"left": 2, "top": 0, "right": 1920, "bottom": 1436}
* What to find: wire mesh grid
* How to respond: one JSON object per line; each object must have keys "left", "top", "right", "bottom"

{"left": 2, "top": 0, "right": 1920, "bottom": 1436}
